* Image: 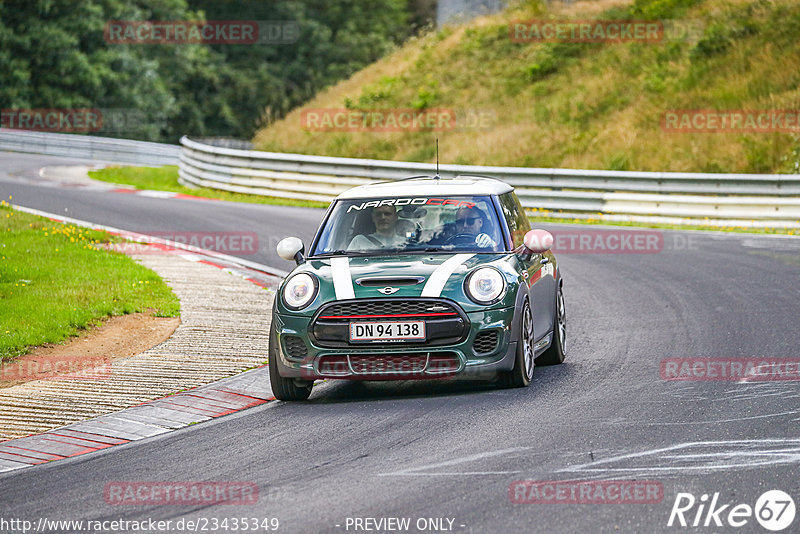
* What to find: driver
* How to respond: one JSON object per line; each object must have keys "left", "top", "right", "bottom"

{"left": 453, "top": 206, "right": 496, "bottom": 248}
{"left": 348, "top": 205, "right": 406, "bottom": 250}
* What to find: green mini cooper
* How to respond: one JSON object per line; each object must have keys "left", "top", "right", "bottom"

{"left": 269, "top": 176, "right": 566, "bottom": 400}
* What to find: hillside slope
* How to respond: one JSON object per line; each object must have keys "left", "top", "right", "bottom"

{"left": 253, "top": 0, "right": 800, "bottom": 174}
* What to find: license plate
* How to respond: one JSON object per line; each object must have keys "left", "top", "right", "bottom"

{"left": 349, "top": 321, "right": 425, "bottom": 342}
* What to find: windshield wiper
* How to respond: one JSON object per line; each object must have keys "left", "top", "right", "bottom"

{"left": 313, "top": 250, "right": 348, "bottom": 257}
{"left": 313, "top": 250, "right": 376, "bottom": 257}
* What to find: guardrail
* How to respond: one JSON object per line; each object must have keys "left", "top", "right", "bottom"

{"left": 0, "top": 130, "right": 179, "bottom": 167}
{"left": 179, "top": 136, "right": 800, "bottom": 228}
{"left": 1, "top": 131, "right": 796, "bottom": 227}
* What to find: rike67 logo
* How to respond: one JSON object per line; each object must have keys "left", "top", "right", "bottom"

{"left": 668, "top": 490, "right": 796, "bottom": 531}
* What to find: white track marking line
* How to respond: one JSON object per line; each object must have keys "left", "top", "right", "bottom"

{"left": 648, "top": 410, "right": 800, "bottom": 425}
{"left": 379, "top": 447, "right": 530, "bottom": 477}
{"left": 560, "top": 438, "right": 800, "bottom": 474}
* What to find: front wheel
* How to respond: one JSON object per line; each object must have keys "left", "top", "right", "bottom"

{"left": 536, "top": 284, "right": 566, "bottom": 366}
{"left": 268, "top": 330, "right": 313, "bottom": 401}
{"left": 497, "top": 297, "right": 535, "bottom": 388}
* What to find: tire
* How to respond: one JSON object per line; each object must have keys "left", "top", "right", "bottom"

{"left": 536, "top": 283, "right": 566, "bottom": 366}
{"left": 497, "top": 297, "right": 535, "bottom": 388}
{"left": 268, "top": 328, "right": 313, "bottom": 401}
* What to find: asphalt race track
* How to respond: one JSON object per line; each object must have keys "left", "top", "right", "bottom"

{"left": 2, "top": 152, "right": 800, "bottom": 533}
{"left": 0, "top": 153, "right": 323, "bottom": 270}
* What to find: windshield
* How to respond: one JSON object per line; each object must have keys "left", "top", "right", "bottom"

{"left": 312, "top": 195, "right": 505, "bottom": 255}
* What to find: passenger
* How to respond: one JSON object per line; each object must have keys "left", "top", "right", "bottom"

{"left": 348, "top": 205, "right": 406, "bottom": 250}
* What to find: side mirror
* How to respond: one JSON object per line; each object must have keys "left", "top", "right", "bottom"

{"left": 523, "top": 229, "right": 554, "bottom": 254}
{"left": 277, "top": 237, "right": 305, "bottom": 265}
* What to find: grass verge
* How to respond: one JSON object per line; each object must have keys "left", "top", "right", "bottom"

{"left": 252, "top": 0, "right": 800, "bottom": 174}
{"left": 88, "top": 166, "right": 329, "bottom": 209}
{"left": 0, "top": 200, "right": 180, "bottom": 361}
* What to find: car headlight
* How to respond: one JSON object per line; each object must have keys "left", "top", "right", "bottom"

{"left": 282, "top": 273, "right": 318, "bottom": 310}
{"left": 465, "top": 267, "right": 506, "bottom": 305}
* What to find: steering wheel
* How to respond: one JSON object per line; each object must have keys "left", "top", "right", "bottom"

{"left": 443, "top": 233, "right": 475, "bottom": 245}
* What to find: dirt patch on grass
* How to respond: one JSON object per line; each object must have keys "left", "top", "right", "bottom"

{"left": 0, "top": 313, "right": 180, "bottom": 388}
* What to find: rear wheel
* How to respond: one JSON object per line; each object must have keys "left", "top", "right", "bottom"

{"left": 498, "top": 297, "right": 534, "bottom": 388}
{"left": 269, "top": 330, "right": 313, "bottom": 401}
{"left": 536, "top": 284, "right": 566, "bottom": 366}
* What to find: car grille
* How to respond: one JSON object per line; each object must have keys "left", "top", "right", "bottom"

{"left": 319, "top": 300, "right": 459, "bottom": 319}
{"left": 312, "top": 298, "right": 468, "bottom": 348}
{"left": 284, "top": 336, "right": 308, "bottom": 359}
{"left": 316, "top": 352, "right": 461, "bottom": 378}
{"left": 349, "top": 354, "right": 427, "bottom": 374}
{"left": 473, "top": 330, "right": 499, "bottom": 355}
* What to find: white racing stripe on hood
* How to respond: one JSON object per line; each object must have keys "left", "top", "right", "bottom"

{"left": 331, "top": 256, "right": 355, "bottom": 300}
{"left": 421, "top": 253, "right": 475, "bottom": 298}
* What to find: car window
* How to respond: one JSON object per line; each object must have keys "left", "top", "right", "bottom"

{"left": 312, "top": 195, "right": 504, "bottom": 255}
{"left": 499, "top": 191, "right": 531, "bottom": 249}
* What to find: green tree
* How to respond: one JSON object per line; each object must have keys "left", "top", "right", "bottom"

{"left": 0, "top": 0, "right": 413, "bottom": 142}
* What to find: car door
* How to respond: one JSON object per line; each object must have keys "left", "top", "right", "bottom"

{"left": 498, "top": 192, "right": 555, "bottom": 343}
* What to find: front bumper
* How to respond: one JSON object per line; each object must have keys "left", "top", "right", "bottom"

{"left": 272, "top": 305, "right": 517, "bottom": 381}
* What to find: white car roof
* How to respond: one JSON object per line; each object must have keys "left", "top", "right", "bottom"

{"left": 336, "top": 175, "right": 513, "bottom": 200}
